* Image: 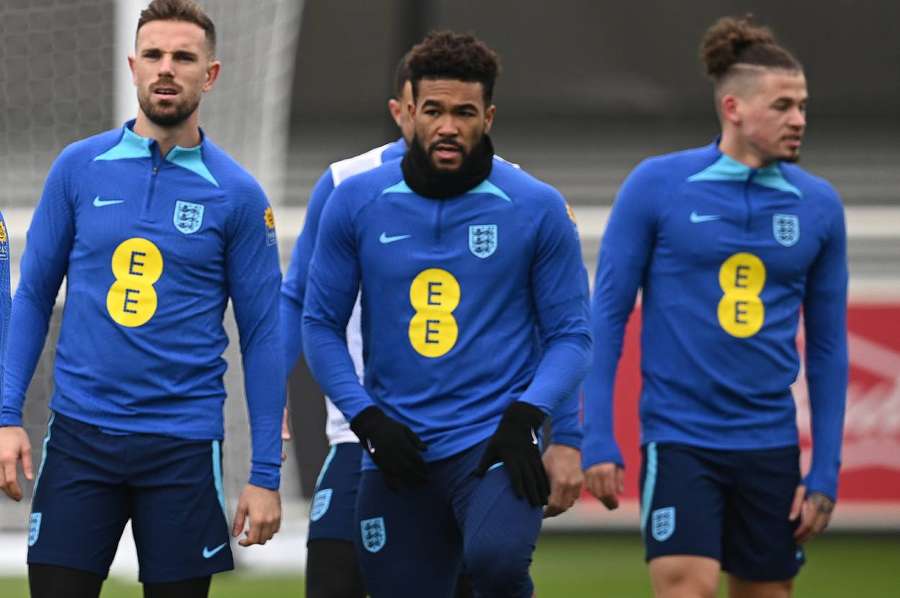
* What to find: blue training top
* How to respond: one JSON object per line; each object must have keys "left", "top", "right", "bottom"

{"left": 303, "top": 156, "right": 592, "bottom": 467}
{"left": 0, "top": 122, "right": 285, "bottom": 489}
{"left": 0, "top": 211, "right": 9, "bottom": 406}
{"left": 282, "top": 138, "right": 584, "bottom": 448}
{"left": 583, "top": 142, "right": 848, "bottom": 500}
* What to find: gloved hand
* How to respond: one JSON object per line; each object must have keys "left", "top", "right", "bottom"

{"left": 350, "top": 406, "right": 428, "bottom": 490}
{"left": 477, "top": 401, "right": 549, "bottom": 507}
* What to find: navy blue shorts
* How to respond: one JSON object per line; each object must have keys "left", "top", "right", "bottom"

{"left": 355, "top": 439, "right": 542, "bottom": 598}
{"left": 308, "top": 442, "right": 362, "bottom": 543}
{"left": 27, "top": 412, "right": 233, "bottom": 583}
{"left": 640, "top": 442, "right": 804, "bottom": 581}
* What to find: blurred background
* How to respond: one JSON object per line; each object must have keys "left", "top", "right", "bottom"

{"left": 1, "top": 0, "right": 899, "bottom": 595}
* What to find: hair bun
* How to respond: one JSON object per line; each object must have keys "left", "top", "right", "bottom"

{"left": 701, "top": 15, "right": 777, "bottom": 79}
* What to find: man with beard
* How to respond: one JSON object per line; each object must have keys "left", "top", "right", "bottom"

{"left": 303, "top": 31, "right": 591, "bottom": 597}
{"left": 582, "top": 16, "right": 848, "bottom": 598}
{"left": 283, "top": 53, "right": 585, "bottom": 598}
{"left": 0, "top": 1, "right": 284, "bottom": 597}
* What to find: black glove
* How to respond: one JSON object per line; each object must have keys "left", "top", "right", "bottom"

{"left": 477, "top": 402, "right": 550, "bottom": 507}
{"left": 350, "top": 406, "right": 428, "bottom": 491}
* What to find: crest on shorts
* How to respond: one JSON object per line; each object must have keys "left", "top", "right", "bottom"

{"left": 773, "top": 213, "right": 799, "bottom": 247}
{"left": 28, "top": 513, "right": 42, "bottom": 547}
{"left": 174, "top": 200, "right": 204, "bottom": 234}
{"left": 651, "top": 507, "right": 676, "bottom": 542}
{"left": 360, "top": 516, "right": 386, "bottom": 553}
{"left": 310, "top": 488, "right": 333, "bottom": 522}
{"left": 469, "top": 224, "right": 498, "bottom": 259}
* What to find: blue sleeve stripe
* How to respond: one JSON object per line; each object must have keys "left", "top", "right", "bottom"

{"left": 639, "top": 441, "right": 658, "bottom": 536}
{"left": 212, "top": 440, "right": 226, "bottom": 516}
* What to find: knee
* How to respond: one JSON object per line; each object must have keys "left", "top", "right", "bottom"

{"left": 650, "top": 556, "right": 720, "bottom": 598}
{"left": 464, "top": 541, "right": 532, "bottom": 596}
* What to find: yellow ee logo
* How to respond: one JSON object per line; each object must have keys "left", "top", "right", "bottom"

{"left": 717, "top": 252, "right": 766, "bottom": 338}
{"left": 408, "top": 268, "right": 460, "bottom": 358}
{"left": 106, "top": 238, "right": 164, "bottom": 328}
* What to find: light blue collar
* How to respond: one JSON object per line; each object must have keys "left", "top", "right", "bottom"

{"left": 93, "top": 121, "right": 219, "bottom": 187}
{"left": 381, "top": 178, "right": 511, "bottom": 202}
{"left": 687, "top": 149, "right": 802, "bottom": 198}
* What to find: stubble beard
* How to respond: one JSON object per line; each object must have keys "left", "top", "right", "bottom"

{"left": 138, "top": 89, "right": 201, "bottom": 128}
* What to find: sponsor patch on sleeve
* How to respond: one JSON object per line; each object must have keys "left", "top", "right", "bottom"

{"left": 264, "top": 206, "right": 277, "bottom": 246}
{"left": 0, "top": 221, "right": 8, "bottom": 260}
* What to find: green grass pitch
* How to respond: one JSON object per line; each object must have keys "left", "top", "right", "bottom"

{"left": 2, "top": 532, "right": 897, "bottom": 596}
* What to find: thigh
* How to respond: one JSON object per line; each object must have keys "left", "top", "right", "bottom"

{"left": 640, "top": 443, "right": 726, "bottom": 563}
{"left": 27, "top": 413, "right": 130, "bottom": 579}
{"left": 722, "top": 446, "right": 803, "bottom": 582}
{"left": 456, "top": 464, "right": 542, "bottom": 598}
{"left": 355, "top": 468, "right": 460, "bottom": 598}
{"left": 129, "top": 437, "right": 233, "bottom": 584}
{"left": 308, "top": 442, "right": 363, "bottom": 542}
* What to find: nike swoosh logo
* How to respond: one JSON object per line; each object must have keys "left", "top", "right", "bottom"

{"left": 689, "top": 211, "right": 720, "bottom": 223}
{"left": 202, "top": 543, "right": 227, "bottom": 559}
{"left": 93, "top": 196, "right": 124, "bottom": 207}
{"left": 531, "top": 429, "right": 539, "bottom": 446}
{"left": 379, "top": 233, "right": 411, "bottom": 244}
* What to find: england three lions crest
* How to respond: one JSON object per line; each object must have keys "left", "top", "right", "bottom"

{"left": 469, "top": 224, "right": 498, "bottom": 259}
{"left": 360, "top": 517, "right": 386, "bottom": 553}
{"left": 651, "top": 506, "right": 676, "bottom": 542}
{"left": 174, "top": 200, "right": 204, "bottom": 234}
{"left": 773, "top": 213, "right": 799, "bottom": 247}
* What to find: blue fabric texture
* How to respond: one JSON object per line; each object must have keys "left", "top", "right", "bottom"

{"left": 583, "top": 141, "right": 848, "bottom": 500}
{"left": 303, "top": 157, "right": 591, "bottom": 467}
{"left": 1, "top": 121, "right": 285, "bottom": 489}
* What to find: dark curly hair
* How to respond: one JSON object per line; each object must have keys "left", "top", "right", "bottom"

{"left": 406, "top": 31, "right": 501, "bottom": 104}
{"left": 701, "top": 15, "right": 800, "bottom": 82}
{"left": 137, "top": 0, "right": 216, "bottom": 56}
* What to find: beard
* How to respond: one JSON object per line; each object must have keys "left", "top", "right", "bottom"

{"left": 138, "top": 88, "right": 200, "bottom": 127}
{"left": 402, "top": 133, "right": 495, "bottom": 199}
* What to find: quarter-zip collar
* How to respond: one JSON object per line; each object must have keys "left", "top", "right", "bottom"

{"left": 94, "top": 121, "right": 219, "bottom": 187}
{"left": 686, "top": 140, "right": 803, "bottom": 199}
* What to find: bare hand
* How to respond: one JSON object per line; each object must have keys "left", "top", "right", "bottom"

{"left": 790, "top": 485, "right": 834, "bottom": 544}
{"left": 0, "top": 427, "right": 33, "bottom": 502}
{"left": 542, "top": 444, "right": 584, "bottom": 518}
{"left": 281, "top": 407, "right": 292, "bottom": 462}
{"left": 585, "top": 462, "right": 625, "bottom": 510}
{"left": 232, "top": 484, "right": 282, "bottom": 546}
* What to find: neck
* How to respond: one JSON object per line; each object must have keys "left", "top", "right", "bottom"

{"left": 402, "top": 135, "right": 494, "bottom": 199}
{"left": 133, "top": 110, "right": 202, "bottom": 156}
{"left": 718, "top": 129, "right": 770, "bottom": 169}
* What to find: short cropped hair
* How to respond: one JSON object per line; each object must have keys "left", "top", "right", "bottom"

{"left": 137, "top": 0, "right": 216, "bottom": 57}
{"left": 393, "top": 52, "right": 412, "bottom": 99}
{"left": 406, "top": 31, "right": 501, "bottom": 104}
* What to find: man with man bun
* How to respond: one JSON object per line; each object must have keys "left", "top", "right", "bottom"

{"left": 583, "top": 15, "right": 847, "bottom": 598}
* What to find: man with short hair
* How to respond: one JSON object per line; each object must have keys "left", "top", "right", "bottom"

{"left": 0, "top": 1, "right": 284, "bottom": 596}
{"left": 283, "top": 53, "right": 585, "bottom": 598}
{"left": 303, "top": 31, "right": 591, "bottom": 597}
{"left": 583, "top": 15, "right": 848, "bottom": 598}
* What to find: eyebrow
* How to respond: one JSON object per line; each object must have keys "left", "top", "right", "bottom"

{"left": 422, "top": 99, "right": 478, "bottom": 111}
